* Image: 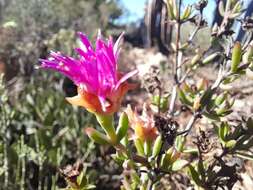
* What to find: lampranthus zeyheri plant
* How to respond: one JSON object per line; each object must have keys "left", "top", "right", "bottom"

{"left": 40, "top": 32, "right": 138, "bottom": 115}
{"left": 40, "top": 32, "right": 138, "bottom": 144}
{"left": 39, "top": 0, "right": 253, "bottom": 189}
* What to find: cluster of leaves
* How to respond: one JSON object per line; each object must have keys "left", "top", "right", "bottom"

{"left": 0, "top": 70, "right": 99, "bottom": 189}
{"left": 75, "top": 0, "right": 253, "bottom": 190}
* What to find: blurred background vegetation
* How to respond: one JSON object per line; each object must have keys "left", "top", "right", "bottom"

{"left": 0, "top": 0, "right": 134, "bottom": 189}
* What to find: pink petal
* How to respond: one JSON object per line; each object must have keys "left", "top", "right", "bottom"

{"left": 113, "top": 32, "right": 124, "bottom": 58}
{"left": 78, "top": 32, "right": 93, "bottom": 52}
{"left": 115, "top": 69, "right": 138, "bottom": 90}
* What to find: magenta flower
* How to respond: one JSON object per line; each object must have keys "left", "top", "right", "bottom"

{"left": 40, "top": 32, "right": 138, "bottom": 115}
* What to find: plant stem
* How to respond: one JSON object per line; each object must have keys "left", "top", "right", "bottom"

{"left": 169, "top": 0, "right": 182, "bottom": 115}
{"left": 35, "top": 133, "right": 43, "bottom": 190}
{"left": 175, "top": 0, "right": 182, "bottom": 83}
{"left": 21, "top": 153, "right": 26, "bottom": 190}
{"left": 177, "top": 114, "right": 199, "bottom": 136}
{"left": 95, "top": 114, "right": 117, "bottom": 144}
{"left": 3, "top": 133, "right": 8, "bottom": 188}
{"left": 2, "top": 106, "right": 9, "bottom": 188}
{"left": 147, "top": 179, "right": 154, "bottom": 190}
{"left": 20, "top": 135, "right": 26, "bottom": 190}
{"left": 115, "top": 143, "right": 151, "bottom": 168}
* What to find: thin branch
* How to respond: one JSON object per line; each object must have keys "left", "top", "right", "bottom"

{"left": 177, "top": 113, "right": 199, "bottom": 136}
{"left": 169, "top": 0, "right": 182, "bottom": 115}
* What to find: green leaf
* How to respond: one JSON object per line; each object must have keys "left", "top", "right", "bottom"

{"left": 3, "top": 21, "right": 17, "bottom": 28}
{"left": 247, "top": 118, "right": 253, "bottom": 128}
{"left": 85, "top": 128, "right": 110, "bottom": 145}
{"left": 82, "top": 185, "right": 96, "bottom": 190}
{"left": 202, "top": 52, "right": 220, "bottom": 65}
{"left": 175, "top": 135, "right": 186, "bottom": 152}
{"left": 228, "top": 125, "right": 241, "bottom": 140}
{"left": 0, "top": 167, "right": 5, "bottom": 176}
{"left": 116, "top": 112, "right": 129, "bottom": 142}
{"left": 225, "top": 140, "right": 236, "bottom": 149}
{"left": 219, "top": 122, "right": 229, "bottom": 141}
{"left": 166, "top": 0, "right": 176, "bottom": 19}
{"left": 215, "top": 93, "right": 227, "bottom": 106}
{"left": 77, "top": 171, "right": 85, "bottom": 186}
{"left": 240, "top": 137, "right": 253, "bottom": 150}
{"left": 152, "top": 135, "right": 162, "bottom": 157}
{"left": 26, "top": 94, "right": 35, "bottom": 106}
{"left": 197, "top": 160, "right": 205, "bottom": 181}
{"left": 111, "top": 152, "right": 127, "bottom": 164}
{"left": 243, "top": 45, "right": 253, "bottom": 64}
{"left": 183, "top": 148, "right": 198, "bottom": 154}
{"left": 202, "top": 111, "right": 220, "bottom": 121}
{"left": 236, "top": 152, "right": 253, "bottom": 161}
{"left": 181, "top": 5, "right": 192, "bottom": 20}
{"left": 144, "top": 140, "right": 152, "bottom": 157}
{"left": 200, "top": 87, "right": 215, "bottom": 108}
{"left": 235, "top": 135, "right": 250, "bottom": 149}
{"left": 160, "top": 148, "right": 173, "bottom": 169}
{"left": 177, "top": 87, "right": 193, "bottom": 106}
{"left": 131, "top": 172, "right": 141, "bottom": 184}
{"left": 134, "top": 138, "right": 144, "bottom": 156}
{"left": 171, "top": 160, "right": 189, "bottom": 171}
{"left": 95, "top": 114, "right": 117, "bottom": 144}
{"left": 218, "top": 0, "right": 225, "bottom": 16}
{"left": 188, "top": 165, "right": 202, "bottom": 186}
{"left": 160, "top": 96, "right": 169, "bottom": 112}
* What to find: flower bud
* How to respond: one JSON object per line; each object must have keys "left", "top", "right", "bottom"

{"left": 231, "top": 41, "right": 242, "bottom": 72}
